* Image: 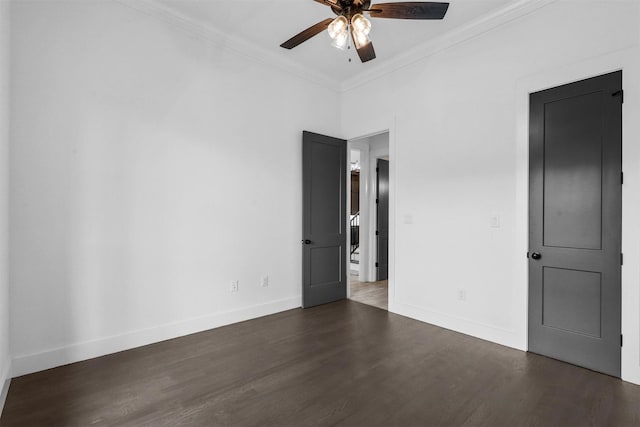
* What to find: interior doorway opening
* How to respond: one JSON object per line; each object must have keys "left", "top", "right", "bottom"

{"left": 347, "top": 131, "right": 389, "bottom": 310}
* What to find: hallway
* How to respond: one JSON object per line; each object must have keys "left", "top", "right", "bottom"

{"left": 349, "top": 274, "right": 387, "bottom": 310}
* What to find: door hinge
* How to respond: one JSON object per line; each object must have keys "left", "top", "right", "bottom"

{"left": 376, "top": 167, "right": 379, "bottom": 173}
{"left": 621, "top": 172, "right": 624, "bottom": 184}
{"left": 621, "top": 253, "right": 624, "bottom": 265}
{"left": 526, "top": 252, "right": 530, "bottom": 259}
{"left": 375, "top": 230, "right": 379, "bottom": 236}
{"left": 375, "top": 262, "right": 379, "bottom": 267}
{"left": 621, "top": 334, "right": 623, "bottom": 347}
{"left": 376, "top": 198, "right": 379, "bottom": 204}
{"left": 612, "top": 90, "right": 624, "bottom": 103}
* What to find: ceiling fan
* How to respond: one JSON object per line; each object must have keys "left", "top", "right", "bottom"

{"left": 280, "top": 1, "right": 450, "bottom": 63}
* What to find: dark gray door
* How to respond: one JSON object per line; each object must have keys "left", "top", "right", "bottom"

{"left": 302, "top": 131, "right": 347, "bottom": 308}
{"left": 376, "top": 159, "right": 389, "bottom": 281}
{"left": 528, "top": 71, "right": 622, "bottom": 377}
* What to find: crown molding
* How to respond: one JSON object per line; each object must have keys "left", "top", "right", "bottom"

{"left": 115, "top": 0, "right": 342, "bottom": 92}
{"left": 116, "top": 0, "right": 556, "bottom": 94}
{"left": 340, "top": 0, "right": 558, "bottom": 92}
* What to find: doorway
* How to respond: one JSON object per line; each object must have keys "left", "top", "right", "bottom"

{"left": 528, "top": 71, "right": 622, "bottom": 377}
{"left": 347, "top": 132, "right": 390, "bottom": 310}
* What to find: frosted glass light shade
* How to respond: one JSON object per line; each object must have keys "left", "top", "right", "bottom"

{"left": 351, "top": 14, "right": 371, "bottom": 35}
{"left": 332, "top": 29, "right": 349, "bottom": 50}
{"left": 328, "top": 16, "right": 348, "bottom": 39}
{"left": 352, "top": 29, "right": 370, "bottom": 49}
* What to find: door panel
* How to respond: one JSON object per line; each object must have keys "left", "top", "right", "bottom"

{"left": 310, "top": 142, "right": 342, "bottom": 234}
{"left": 302, "top": 131, "right": 347, "bottom": 308}
{"left": 528, "top": 71, "right": 622, "bottom": 377}
{"left": 310, "top": 246, "right": 341, "bottom": 286}
{"left": 377, "top": 159, "right": 389, "bottom": 281}
{"left": 543, "top": 92, "right": 603, "bottom": 250}
{"left": 542, "top": 267, "right": 602, "bottom": 337}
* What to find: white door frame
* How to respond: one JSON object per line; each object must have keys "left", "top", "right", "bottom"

{"left": 515, "top": 47, "right": 640, "bottom": 384}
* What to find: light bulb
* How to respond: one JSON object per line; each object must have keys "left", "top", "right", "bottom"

{"left": 352, "top": 29, "right": 370, "bottom": 49}
{"left": 351, "top": 13, "right": 371, "bottom": 36}
{"left": 328, "top": 16, "right": 348, "bottom": 40}
{"left": 332, "top": 29, "right": 349, "bottom": 50}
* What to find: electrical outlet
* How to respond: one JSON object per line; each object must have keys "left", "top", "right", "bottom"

{"left": 230, "top": 280, "right": 239, "bottom": 293}
{"left": 457, "top": 289, "right": 467, "bottom": 301}
{"left": 260, "top": 275, "right": 269, "bottom": 288}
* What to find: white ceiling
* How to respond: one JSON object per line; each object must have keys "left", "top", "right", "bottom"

{"left": 151, "top": 0, "right": 516, "bottom": 85}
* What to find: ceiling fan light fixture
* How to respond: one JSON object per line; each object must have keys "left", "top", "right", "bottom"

{"left": 280, "top": 1, "right": 450, "bottom": 63}
{"left": 331, "top": 29, "right": 349, "bottom": 50}
{"left": 327, "top": 15, "right": 348, "bottom": 40}
{"left": 351, "top": 13, "right": 371, "bottom": 36}
{"left": 352, "top": 29, "right": 371, "bottom": 49}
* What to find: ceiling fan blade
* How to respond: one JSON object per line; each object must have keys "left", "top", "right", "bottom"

{"left": 356, "top": 42, "right": 376, "bottom": 62}
{"left": 280, "top": 18, "right": 334, "bottom": 50}
{"left": 313, "top": 0, "right": 342, "bottom": 10}
{"left": 351, "top": 28, "right": 376, "bottom": 63}
{"left": 369, "top": 2, "right": 449, "bottom": 19}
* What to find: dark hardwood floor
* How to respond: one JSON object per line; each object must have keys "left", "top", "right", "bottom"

{"left": 2, "top": 300, "right": 640, "bottom": 426}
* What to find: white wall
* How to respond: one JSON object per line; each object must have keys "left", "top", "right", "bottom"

{"left": 341, "top": 0, "right": 640, "bottom": 384}
{"left": 9, "top": 0, "right": 340, "bottom": 376}
{"left": 0, "top": 0, "right": 11, "bottom": 411}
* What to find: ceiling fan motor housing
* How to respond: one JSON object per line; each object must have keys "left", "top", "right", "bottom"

{"left": 331, "top": 0, "right": 372, "bottom": 19}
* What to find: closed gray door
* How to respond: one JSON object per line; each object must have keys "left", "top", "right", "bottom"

{"left": 302, "top": 131, "right": 347, "bottom": 308}
{"left": 528, "top": 71, "right": 622, "bottom": 377}
{"left": 376, "top": 159, "right": 389, "bottom": 281}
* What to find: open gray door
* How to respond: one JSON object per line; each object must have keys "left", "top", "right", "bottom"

{"left": 528, "top": 71, "right": 622, "bottom": 377}
{"left": 376, "top": 159, "right": 389, "bottom": 281}
{"left": 302, "top": 131, "right": 347, "bottom": 308}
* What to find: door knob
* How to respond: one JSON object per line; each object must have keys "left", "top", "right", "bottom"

{"left": 531, "top": 252, "right": 542, "bottom": 260}
{"left": 302, "top": 239, "right": 312, "bottom": 245}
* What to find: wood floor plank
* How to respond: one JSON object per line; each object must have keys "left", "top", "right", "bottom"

{"left": 349, "top": 276, "right": 388, "bottom": 310}
{"left": 2, "top": 300, "right": 640, "bottom": 426}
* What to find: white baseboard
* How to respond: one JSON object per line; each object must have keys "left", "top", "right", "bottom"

{"left": 622, "top": 368, "right": 640, "bottom": 386}
{"left": 0, "top": 359, "right": 11, "bottom": 418}
{"left": 12, "top": 297, "right": 301, "bottom": 378}
{"left": 391, "top": 301, "right": 526, "bottom": 351}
